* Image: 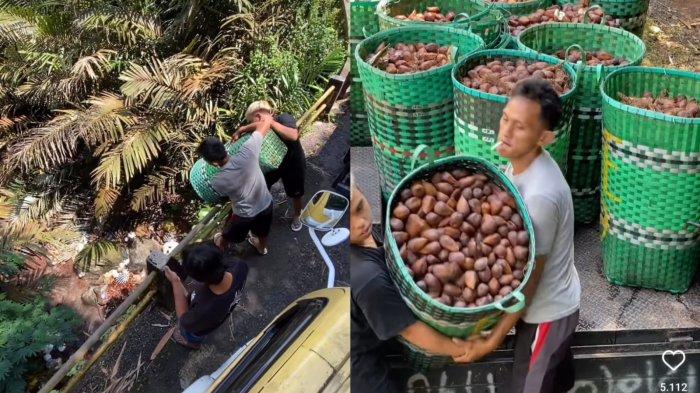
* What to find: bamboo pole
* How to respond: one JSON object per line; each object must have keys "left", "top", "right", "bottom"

{"left": 39, "top": 206, "right": 223, "bottom": 393}
{"left": 60, "top": 289, "right": 157, "bottom": 393}
{"left": 297, "top": 85, "right": 336, "bottom": 127}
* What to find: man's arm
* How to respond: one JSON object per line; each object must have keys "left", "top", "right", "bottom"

{"left": 452, "top": 256, "right": 547, "bottom": 363}
{"left": 164, "top": 266, "right": 189, "bottom": 318}
{"left": 232, "top": 122, "right": 259, "bottom": 141}
{"left": 254, "top": 116, "right": 272, "bottom": 137}
{"left": 453, "top": 195, "right": 558, "bottom": 363}
{"left": 400, "top": 321, "right": 464, "bottom": 357}
{"left": 269, "top": 115, "right": 299, "bottom": 141}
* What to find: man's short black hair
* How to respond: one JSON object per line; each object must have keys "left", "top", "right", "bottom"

{"left": 182, "top": 243, "right": 226, "bottom": 284}
{"left": 198, "top": 136, "right": 227, "bottom": 163}
{"left": 511, "top": 79, "right": 563, "bottom": 131}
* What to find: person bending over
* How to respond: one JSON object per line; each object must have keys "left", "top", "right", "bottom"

{"left": 199, "top": 119, "right": 273, "bottom": 255}
{"left": 165, "top": 243, "right": 248, "bottom": 349}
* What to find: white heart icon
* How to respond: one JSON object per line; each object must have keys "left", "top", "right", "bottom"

{"left": 662, "top": 350, "right": 686, "bottom": 372}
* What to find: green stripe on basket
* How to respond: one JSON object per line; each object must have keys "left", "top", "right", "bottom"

{"left": 383, "top": 155, "right": 536, "bottom": 338}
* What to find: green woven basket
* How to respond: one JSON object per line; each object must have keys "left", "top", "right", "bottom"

{"left": 516, "top": 23, "right": 645, "bottom": 224}
{"left": 189, "top": 132, "right": 288, "bottom": 204}
{"left": 555, "top": 0, "right": 650, "bottom": 35}
{"left": 355, "top": 25, "right": 484, "bottom": 197}
{"left": 350, "top": 0, "right": 381, "bottom": 39}
{"left": 350, "top": 112, "right": 372, "bottom": 146}
{"left": 384, "top": 150, "right": 534, "bottom": 344}
{"left": 376, "top": 0, "right": 508, "bottom": 49}
{"left": 600, "top": 66, "right": 700, "bottom": 293}
{"left": 452, "top": 49, "right": 579, "bottom": 175}
{"left": 471, "top": 0, "right": 550, "bottom": 17}
{"left": 349, "top": 77, "right": 365, "bottom": 112}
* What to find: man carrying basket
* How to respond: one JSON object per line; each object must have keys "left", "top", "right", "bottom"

{"left": 453, "top": 79, "right": 581, "bottom": 393}
{"left": 232, "top": 100, "right": 307, "bottom": 232}
{"left": 199, "top": 118, "right": 273, "bottom": 255}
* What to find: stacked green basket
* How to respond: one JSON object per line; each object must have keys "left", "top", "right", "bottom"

{"left": 385, "top": 152, "right": 532, "bottom": 368}
{"left": 355, "top": 25, "right": 484, "bottom": 198}
{"left": 516, "top": 23, "right": 645, "bottom": 224}
{"left": 350, "top": 0, "right": 381, "bottom": 146}
{"left": 452, "top": 49, "right": 580, "bottom": 174}
{"left": 555, "top": 0, "right": 650, "bottom": 35}
{"left": 376, "top": 0, "right": 507, "bottom": 49}
{"left": 189, "top": 132, "right": 288, "bottom": 204}
{"left": 600, "top": 67, "right": 700, "bottom": 294}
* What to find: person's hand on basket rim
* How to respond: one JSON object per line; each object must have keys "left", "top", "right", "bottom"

{"left": 451, "top": 335, "right": 497, "bottom": 364}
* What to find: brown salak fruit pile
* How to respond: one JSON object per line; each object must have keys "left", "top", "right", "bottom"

{"left": 391, "top": 169, "right": 531, "bottom": 308}
{"left": 619, "top": 91, "right": 700, "bottom": 118}
{"left": 371, "top": 43, "right": 452, "bottom": 74}
{"left": 460, "top": 59, "right": 572, "bottom": 96}
{"left": 509, "top": 5, "right": 620, "bottom": 36}
{"left": 554, "top": 49, "right": 629, "bottom": 66}
{"left": 394, "top": 6, "right": 456, "bottom": 22}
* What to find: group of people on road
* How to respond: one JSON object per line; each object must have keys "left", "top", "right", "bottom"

{"left": 163, "top": 100, "right": 308, "bottom": 349}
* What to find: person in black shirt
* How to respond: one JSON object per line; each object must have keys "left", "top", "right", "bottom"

{"left": 164, "top": 243, "right": 248, "bottom": 349}
{"left": 350, "top": 183, "right": 469, "bottom": 392}
{"left": 232, "top": 100, "right": 306, "bottom": 232}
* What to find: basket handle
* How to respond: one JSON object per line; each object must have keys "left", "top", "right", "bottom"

{"left": 493, "top": 290, "right": 525, "bottom": 313}
{"left": 564, "top": 44, "right": 585, "bottom": 66}
{"left": 452, "top": 13, "right": 474, "bottom": 33}
{"left": 362, "top": 26, "right": 374, "bottom": 39}
{"left": 409, "top": 144, "right": 435, "bottom": 171}
{"left": 686, "top": 221, "right": 700, "bottom": 230}
{"left": 583, "top": 5, "right": 606, "bottom": 25}
{"left": 595, "top": 63, "right": 604, "bottom": 84}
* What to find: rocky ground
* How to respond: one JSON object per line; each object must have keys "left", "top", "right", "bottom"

{"left": 642, "top": 0, "right": 699, "bottom": 71}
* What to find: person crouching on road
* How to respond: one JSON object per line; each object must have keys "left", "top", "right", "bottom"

{"left": 452, "top": 79, "right": 581, "bottom": 393}
{"left": 199, "top": 119, "right": 273, "bottom": 255}
{"left": 164, "top": 243, "right": 248, "bottom": 349}
{"left": 350, "top": 181, "right": 471, "bottom": 393}
{"left": 232, "top": 100, "right": 306, "bottom": 232}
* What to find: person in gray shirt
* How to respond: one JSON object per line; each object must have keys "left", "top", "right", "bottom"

{"left": 198, "top": 119, "right": 273, "bottom": 255}
{"left": 452, "top": 79, "right": 581, "bottom": 393}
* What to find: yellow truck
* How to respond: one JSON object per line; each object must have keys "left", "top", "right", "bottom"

{"left": 182, "top": 287, "right": 350, "bottom": 393}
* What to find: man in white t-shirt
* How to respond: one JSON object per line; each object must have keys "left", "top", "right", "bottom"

{"left": 453, "top": 79, "right": 581, "bottom": 393}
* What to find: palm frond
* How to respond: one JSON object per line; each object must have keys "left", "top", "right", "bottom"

{"left": 76, "top": 12, "right": 161, "bottom": 46}
{"left": 130, "top": 167, "right": 179, "bottom": 211}
{"left": 93, "top": 186, "right": 119, "bottom": 220}
{"left": 8, "top": 109, "right": 80, "bottom": 171}
{"left": 79, "top": 92, "right": 136, "bottom": 145}
{"left": 74, "top": 239, "right": 119, "bottom": 271}
{"left": 118, "top": 54, "right": 203, "bottom": 107}
{"left": 72, "top": 49, "right": 117, "bottom": 80}
{"left": 91, "top": 120, "right": 170, "bottom": 188}
{"left": 0, "top": 8, "right": 38, "bottom": 45}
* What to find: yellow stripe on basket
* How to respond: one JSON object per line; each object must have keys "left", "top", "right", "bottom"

{"left": 601, "top": 129, "right": 622, "bottom": 206}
